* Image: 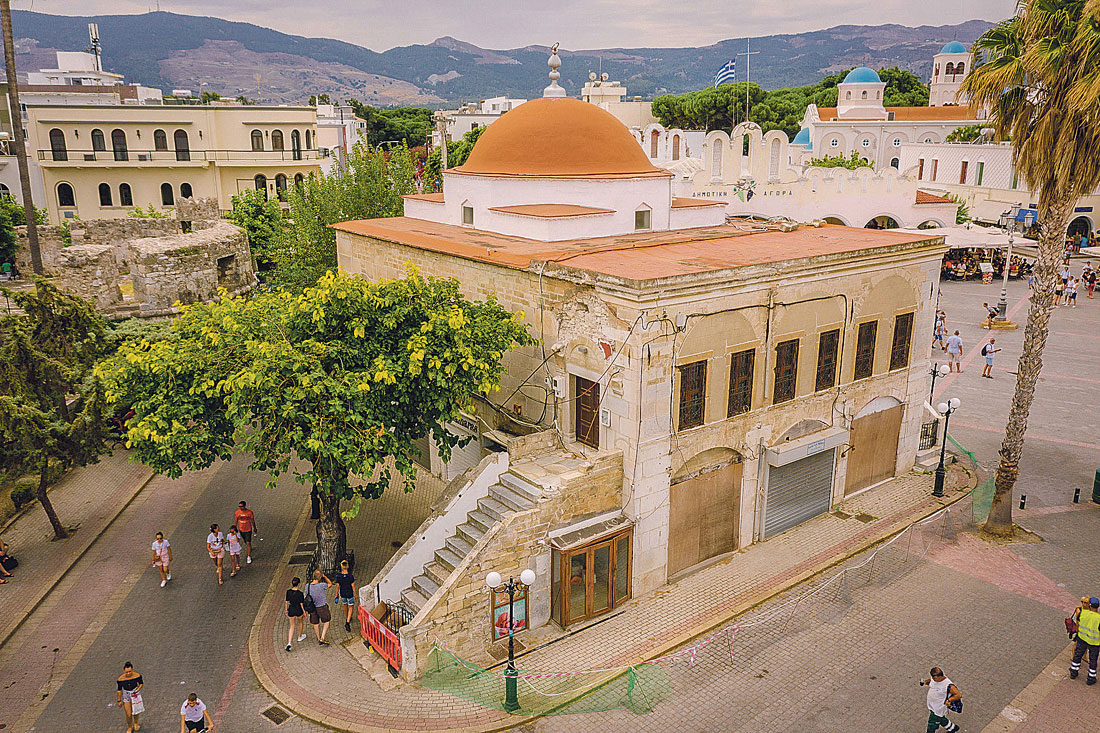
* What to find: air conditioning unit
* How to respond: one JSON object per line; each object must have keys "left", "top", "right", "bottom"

{"left": 137, "top": 153, "right": 151, "bottom": 161}
{"left": 83, "top": 154, "right": 95, "bottom": 161}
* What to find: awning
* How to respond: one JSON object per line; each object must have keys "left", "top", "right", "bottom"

{"left": 549, "top": 511, "right": 633, "bottom": 551}
{"left": 896, "top": 225, "right": 1016, "bottom": 249}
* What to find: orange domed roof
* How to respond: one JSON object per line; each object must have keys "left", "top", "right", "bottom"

{"left": 454, "top": 97, "right": 668, "bottom": 178}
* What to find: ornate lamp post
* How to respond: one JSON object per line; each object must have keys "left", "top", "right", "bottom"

{"left": 933, "top": 397, "right": 961, "bottom": 497}
{"left": 486, "top": 568, "right": 536, "bottom": 712}
{"left": 929, "top": 362, "right": 949, "bottom": 400}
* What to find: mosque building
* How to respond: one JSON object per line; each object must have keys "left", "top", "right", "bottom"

{"left": 337, "top": 48, "right": 947, "bottom": 680}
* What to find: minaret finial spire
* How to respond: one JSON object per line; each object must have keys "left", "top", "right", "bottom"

{"left": 543, "top": 42, "right": 566, "bottom": 98}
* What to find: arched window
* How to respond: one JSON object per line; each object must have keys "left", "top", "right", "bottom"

{"left": 174, "top": 130, "right": 190, "bottom": 161}
{"left": 119, "top": 183, "right": 133, "bottom": 206}
{"left": 251, "top": 130, "right": 264, "bottom": 152}
{"left": 294, "top": 173, "right": 304, "bottom": 187}
{"left": 291, "top": 130, "right": 302, "bottom": 160}
{"left": 154, "top": 129, "right": 168, "bottom": 151}
{"left": 98, "top": 183, "right": 113, "bottom": 207}
{"left": 91, "top": 129, "right": 105, "bottom": 152}
{"left": 945, "top": 63, "right": 955, "bottom": 76}
{"left": 111, "top": 129, "right": 128, "bottom": 161}
{"left": 650, "top": 130, "right": 658, "bottom": 158}
{"left": 671, "top": 134, "right": 680, "bottom": 161}
{"left": 954, "top": 62, "right": 965, "bottom": 77}
{"left": 161, "top": 182, "right": 174, "bottom": 206}
{"left": 254, "top": 174, "right": 268, "bottom": 199}
{"left": 861, "top": 90, "right": 868, "bottom": 99}
{"left": 271, "top": 130, "right": 284, "bottom": 151}
{"left": 935, "top": 64, "right": 940, "bottom": 79}
{"left": 305, "top": 129, "right": 312, "bottom": 149}
{"left": 180, "top": 182, "right": 193, "bottom": 199}
{"left": 845, "top": 91, "right": 851, "bottom": 100}
{"left": 57, "top": 182, "right": 75, "bottom": 208}
{"left": 890, "top": 157, "right": 900, "bottom": 169}
{"left": 49, "top": 128, "right": 67, "bottom": 161}
{"left": 275, "top": 173, "right": 288, "bottom": 201}
{"left": 769, "top": 138, "right": 781, "bottom": 180}
{"left": 711, "top": 142, "right": 722, "bottom": 177}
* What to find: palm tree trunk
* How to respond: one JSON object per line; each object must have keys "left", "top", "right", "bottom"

{"left": 38, "top": 459, "right": 68, "bottom": 540}
{"left": 1, "top": 0, "right": 42, "bottom": 274}
{"left": 314, "top": 489, "right": 346, "bottom": 576}
{"left": 984, "top": 190, "right": 1074, "bottom": 536}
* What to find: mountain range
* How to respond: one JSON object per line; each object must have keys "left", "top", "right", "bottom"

{"left": 9, "top": 11, "right": 994, "bottom": 106}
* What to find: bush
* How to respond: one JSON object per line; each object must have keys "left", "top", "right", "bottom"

{"left": 11, "top": 480, "right": 36, "bottom": 509}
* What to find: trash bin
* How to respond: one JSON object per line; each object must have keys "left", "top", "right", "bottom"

{"left": 1093, "top": 469, "right": 1100, "bottom": 504}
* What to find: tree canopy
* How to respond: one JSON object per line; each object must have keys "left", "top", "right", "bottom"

{"left": 0, "top": 280, "right": 109, "bottom": 539}
{"left": 98, "top": 268, "right": 536, "bottom": 571}
{"left": 269, "top": 140, "right": 415, "bottom": 293}
{"left": 227, "top": 188, "right": 283, "bottom": 270}
{"left": 651, "top": 67, "right": 929, "bottom": 139}
{"left": 345, "top": 100, "right": 434, "bottom": 148}
{"left": 808, "top": 151, "right": 873, "bottom": 169}
{"left": 424, "top": 126, "right": 486, "bottom": 185}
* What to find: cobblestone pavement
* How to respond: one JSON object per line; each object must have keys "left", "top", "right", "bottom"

{"left": 0, "top": 450, "right": 152, "bottom": 646}
{"left": 250, "top": 466, "right": 973, "bottom": 732}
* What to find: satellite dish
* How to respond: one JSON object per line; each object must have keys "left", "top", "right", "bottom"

{"left": 589, "top": 72, "right": 597, "bottom": 81}
{"left": 601, "top": 72, "right": 609, "bottom": 81}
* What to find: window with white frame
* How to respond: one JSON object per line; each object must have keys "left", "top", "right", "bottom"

{"left": 462, "top": 205, "right": 474, "bottom": 225}
{"left": 830, "top": 138, "right": 839, "bottom": 148}
{"left": 892, "top": 138, "right": 901, "bottom": 147}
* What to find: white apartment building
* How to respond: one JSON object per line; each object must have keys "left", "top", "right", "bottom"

{"left": 899, "top": 141, "right": 1100, "bottom": 237}
{"left": 316, "top": 104, "right": 368, "bottom": 174}
{"left": 430, "top": 96, "right": 526, "bottom": 146}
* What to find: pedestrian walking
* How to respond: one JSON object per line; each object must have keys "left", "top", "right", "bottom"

{"left": 1086, "top": 267, "right": 1097, "bottom": 299}
{"left": 116, "top": 661, "right": 144, "bottom": 733}
{"left": 234, "top": 500, "right": 257, "bottom": 564}
{"left": 983, "top": 302, "right": 997, "bottom": 328}
{"left": 1055, "top": 275, "right": 1066, "bottom": 306}
{"left": 1067, "top": 276, "right": 1079, "bottom": 307}
{"left": 151, "top": 531, "right": 173, "bottom": 587}
{"left": 0, "top": 537, "right": 15, "bottom": 582}
{"left": 334, "top": 559, "right": 358, "bottom": 632}
{"left": 945, "top": 330, "right": 963, "bottom": 373}
{"left": 933, "top": 312, "right": 947, "bottom": 351}
{"left": 306, "top": 569, "right": 333, "bottom": 645}
{"left": 226, "top": 526, "right": 242, "bottom": 578}
{"left": 206, "top": 523, "right": 225, "bottom": 586}
{"left": 981, "top": 338, "right": 1000, "bottom": 379}
{"left": 1070, "top": 597, "right": 1100, "bottom": 685}
{"left": 285, "top": 576, "right": 308, "bottom": 652}
{"left": 920, "top": 667, "right": 962, "bottom": 733}
{"left": 180, "top": 692, "right": 213, "bottom": 732}
{"left": 1068, "top": 596, "right": 1090, "bottom": 639}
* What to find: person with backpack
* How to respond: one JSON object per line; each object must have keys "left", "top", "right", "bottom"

{"left": 305, "top": 569, "right": 333, "bottom": 645}
{"left": 981, "top": 338, "right": 1000, "bottom": 379}
{"left": 920, "top": 667, "right": 962, "bottom": 732}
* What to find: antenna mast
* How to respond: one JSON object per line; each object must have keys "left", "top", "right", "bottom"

{"left": 88, "top": 23, "right": 101, "bottom": 72}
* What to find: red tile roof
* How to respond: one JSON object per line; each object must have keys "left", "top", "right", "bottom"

{"left": 403, "top": 192, "right": 445, "bottom": 203}
{"left": 915, "top": 190, "right": 954, "bottom": 205}
{"left": 814, "top": 106, "right": 979, "bottom": 122}
{"left": 333, "top": 217, "right": 943, "bottom": 281}
{"left": 671, "top": 197, "right": 724, "bottom": 208}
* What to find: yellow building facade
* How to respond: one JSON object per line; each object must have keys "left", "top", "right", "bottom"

{"left": 26, "top": 103, "right": 324, "bottom": 223}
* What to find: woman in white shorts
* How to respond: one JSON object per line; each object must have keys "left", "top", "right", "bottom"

{"left": 207, "top": 523, "right": 226, "bottom": 585}
{"left": 227, "top": 525, "right": 243, "bottom": 578}
{"left": 151, "top": 531, "right": 172, "bottom": 587}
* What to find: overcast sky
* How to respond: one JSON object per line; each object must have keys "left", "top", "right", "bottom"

{"left": 18, "top": 0, "right": 1016, "bottom": 51}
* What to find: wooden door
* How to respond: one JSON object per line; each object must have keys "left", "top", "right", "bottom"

{"left": 667, "top": 461, "right": 742, "bottom": 578}
{"left": 575, "top": 376, "right": 599, "bottom": 449}
{"left": 558, "top": 530, "right": 632, "bottom": 627}
{"left": 845, "top": 405, "right": 904, "bottom": 495}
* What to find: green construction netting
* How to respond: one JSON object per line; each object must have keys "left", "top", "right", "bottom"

{"left": 421, "top": 646, "right": 671, "bottom": 715}
{"left": 970, "top": 476, "right": 995, "bottom": 523}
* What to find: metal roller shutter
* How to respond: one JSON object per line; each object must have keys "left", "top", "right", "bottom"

{"left": 763, "top": 449, "right": 835, "bottom": 539}
{"left": 412, "top": 433, "right": 431, "bottom": 470}
{"left": 442, "top": 420, "right": 482, "bottom": 481}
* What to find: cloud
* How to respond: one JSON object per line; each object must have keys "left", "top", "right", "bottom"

{"left": 19, "top": 0, "right": 1016, "bottom": 50}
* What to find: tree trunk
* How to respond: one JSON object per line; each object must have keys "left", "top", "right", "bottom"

{"left": 38, "top": 460, "right": 68, "bottom": 540}
{"left": 983, "top": 190, "right": 1073, "bottom": 536}
{"left": 314, "top": 490, "right": 346, "bottom": 576}
{"left": 1, "top": 0, "right": 42, "bottom": 275}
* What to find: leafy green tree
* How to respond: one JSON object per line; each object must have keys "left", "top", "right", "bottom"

{"left": 271, "top": 141, "right": 415, "bottom": 292}
{"left": 228, "top": 188, "right": 283, "bottom": 268}
{"left": 963, "top": 1, "right": 1100, "bottom": 537}
{"left": 345, "top": 100, "right": 434, "bottom": 147}
{"left": 99, "top": 268, "right": 535, "bottom": 572}
{"left": 0, "top": 195, "right": 47, "bottom": 227}
{"left": 235, "top": 95, "right": 257, "bottom": 105}
{"left": 309, "top": 93, "right": 333, "bottom": 106}
{"left": 877, "top": 67, "right": 930, "bottom": 106}
{"left": 0, "top": 280, "right": 109, "bottom": 539}
{"left": 200, "top": 91, "right": 221, "bottom": 104}
{"left": 946, "top": 124, "right": 983, "bottom": 143}
{"left": 0, "top": 202, "right": 15, "bottom": 265}
{"left": 424, "top": 126, "right": 486, "bottom": 182}
{"left": 809, "top": 151, "right": 872, "bottom": 169}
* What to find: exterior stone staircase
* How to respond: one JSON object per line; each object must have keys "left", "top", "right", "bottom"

{"left": 399, "top": 471, "right": 541, "bottom": 613}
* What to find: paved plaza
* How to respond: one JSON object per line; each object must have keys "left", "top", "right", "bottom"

{"left": 4, "top": 277, "right": 1100, "bottom": 732}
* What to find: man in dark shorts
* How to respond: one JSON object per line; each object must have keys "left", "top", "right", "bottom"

{"left": 234, "top": 500, "right": 257, "bottom": 564}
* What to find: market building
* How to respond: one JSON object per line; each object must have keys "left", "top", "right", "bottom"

{"left": 336, "top": 51, "right": 947, "bottom": 680}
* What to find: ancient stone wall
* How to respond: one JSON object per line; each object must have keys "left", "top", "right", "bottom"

{"left": 175, "top": 197, "right": 220, "bottom": 223}
{"left": 50, "top": 244, "right": 123, "bottom": 310}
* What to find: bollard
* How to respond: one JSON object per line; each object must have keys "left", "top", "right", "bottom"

{"left": 1094, "top": 470, "right": 1100, "bottom": 504}
{"left": 1075, "top": 488, "right": 1081, "bottom": 504}
{"left": 1019, "top": 495, "right": 1027, "bottom": 510}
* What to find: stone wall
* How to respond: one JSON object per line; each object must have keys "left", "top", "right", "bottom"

{"left": 176, "top": 196, "right": 220, "bottom": 224}
{"left": 398, "top": 450, "right": 624, "bottom": 680}
{"left": 129, "top": 222, "right": 254, "bottom": 316}
{"left": 51, "top": 244, "right": 123, "bottom": 310}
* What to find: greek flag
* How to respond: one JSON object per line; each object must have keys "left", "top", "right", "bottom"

{"left": 713, "top": 58, "right": 736, "bottom": 88}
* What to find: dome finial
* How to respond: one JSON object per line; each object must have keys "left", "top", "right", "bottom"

{"left": 544, "top": 42, "right": 566, "bottom": 98}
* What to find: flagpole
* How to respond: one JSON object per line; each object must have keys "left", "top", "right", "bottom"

{"left": 738, "top": 39, "right": 760, "bottom": 125}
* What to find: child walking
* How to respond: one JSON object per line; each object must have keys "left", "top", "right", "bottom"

{"left": 227, "top": 525, "right": 243, "bottom": 578}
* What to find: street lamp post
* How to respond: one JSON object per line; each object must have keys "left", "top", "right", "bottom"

{"left": 933, "top": 397, "right": 961, "bottom": 497}
{"left": 486, "top": 568, "right": 536, "bottom": 713}
{"left": 997, "top": 211, "right": 1033, "bottom": 322}
{"left": 929, "top": 363, "right": 949, "bottom": 401}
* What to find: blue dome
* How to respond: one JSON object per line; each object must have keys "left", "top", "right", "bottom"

{"left": 940, "top": 41, "right": 967, "bottom": 54}
{"left": 792, "top": 128, "right": 811, "bottom": 145}
{"left": 844, "top": 66, "right": 881, "bottom": 84}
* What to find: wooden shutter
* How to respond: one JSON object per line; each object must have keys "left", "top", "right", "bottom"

{"left": 890, "top": 313, "right": 914, "bottom": 371}
{"left": 677, "top": 361, "right": 707, "bottom": 430}
{"left": 854, "top": 321, "right": 877, "bottom": 380}
{"left": 575, "top": 376, "right": 600, "bottom": 449}
{"left": 773, "top": 339, "right": 799, "bottom": 404}
{"left": 727, "top": 349, "right": 754, "bottom": 417}
{"left": 815, "top": 329, "right": 840, "bottom": 391}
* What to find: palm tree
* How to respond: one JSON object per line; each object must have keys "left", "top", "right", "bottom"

{"left": 963, "top": 0, "right": 1100, "bottom": 536}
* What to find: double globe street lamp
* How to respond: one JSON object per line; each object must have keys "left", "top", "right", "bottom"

{"left": 933, "top": 397, "right": 961, "bottom": 498}
{"left": 486, "top": 568, "right": 536, "bottom": 713}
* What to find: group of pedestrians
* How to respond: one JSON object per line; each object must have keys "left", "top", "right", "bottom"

{"left": 114, "top": 661, "right": 215, "bottom": 732}
{"left": 284, "top": 560, "right": 358, "bottom": 651}
{"left": 1068, "top": 596, "right": 1100, "bottom": 686}
{"left": 205, "top": 501, "right": 257, "bottom": 585}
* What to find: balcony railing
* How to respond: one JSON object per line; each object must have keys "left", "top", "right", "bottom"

{"left": 38, "top": 148, "right": 326, "bottom": 163}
